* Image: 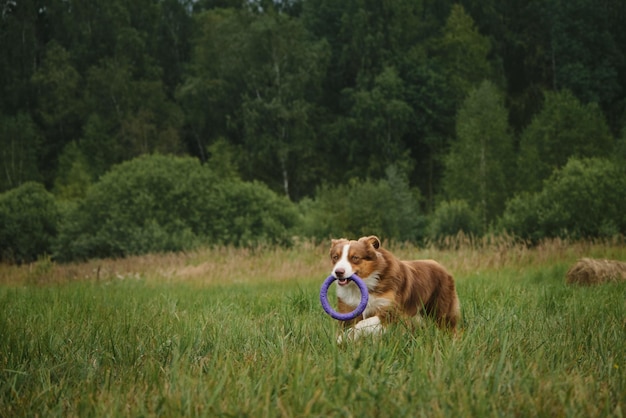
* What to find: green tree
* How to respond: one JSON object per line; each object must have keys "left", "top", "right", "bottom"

{"left": 401, "top": 49, "right": 454, "bottom": 206}
{"left": 31, "top": 41, "right": 82, "bottom": 139}
{"left": 0, "top": 113, "right": 41, "bottom": 192}
{"left": 546, "top": 0, "right": 623, "bottom": 109}
{"left": 342, "top": 66, "right": 414, "bottom": 179}
{"left": 31, "top": 41, "right": 84, "bottom": 183}
{"left": 436, "top": 4, "right": 493, "bottom": 103}
{"left": 302, "top": 0, "right": 454, "bottom": 205}
{"left": 80, "top": 58, "right": 184, "bottom": 178}
{"left": 300, "top": 0, "right": 352, "bottom": 110}
{"left": 403, "top": 3, "right": 493, "bottom": 207}
{"left": 177, "top": 8, "right": 246, "bottom": 162}
{"left": 443, "top": 80, "right": 514, "bottom": 230}
{"left": 181, "top": 9, "right": 329, "bottom": 200}
{"left": 0, "top": 0, "right": 40, "bottom": 114}
{"left": 474, "top": 0, "right": 549, "bottom": 132}
{"left": 517, "top": 89, "right": 614, "bottom": 192}
{"left": 238, "top": 11, "right": 330, "bottom": 199}
{"left": 616, "top": 127, "right": 626, "bottom": 162}
{"left": 192, "top": 0, "right": 247, "bottom": 11}
{"left": 329, "top": 0, "right": 449, "bottom": 89}
{"left": 155, "top": 0, "right": 193, "bottom": 95}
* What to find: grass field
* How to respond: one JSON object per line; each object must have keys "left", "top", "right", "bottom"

{"left": 1, "top": 238, "right": 625, "bottom": 417}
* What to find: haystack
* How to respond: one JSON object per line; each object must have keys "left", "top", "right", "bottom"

{"left": 565, "top": 258, "right": 626, "bottom": 285}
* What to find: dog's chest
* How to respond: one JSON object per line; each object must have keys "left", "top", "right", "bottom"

{"left": 335, "top": 281, "right": 363, "bottom": 307}
{"left": 336, "top": 275, "right": 390, "bottom": 318}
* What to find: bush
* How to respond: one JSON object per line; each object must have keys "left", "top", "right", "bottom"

{"left": 428, "top": 200, "right": 481, "bottom": 241}
{"left": 210, "top": 180, "right": 299, "bottom": 247}
{"left": 299, "top": 167, "right": 426, "bottom": 242}
{"left": 55, "top": 154, "right": 297, "bottom": 261}
{"left": 0, "top": 182, "right": 59, "bottom": 263}
{"left": 497, "top": 192, "right": 542, "bottom": 241}
{"left": 499, "top": 158, "right": 626, "bottom": 241}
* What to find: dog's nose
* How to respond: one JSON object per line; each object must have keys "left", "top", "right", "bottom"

{"left": 335, "top": 268, "right": 345, "bottom": 278}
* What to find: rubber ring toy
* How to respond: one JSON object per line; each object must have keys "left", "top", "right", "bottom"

{"left": 319, "top": 274, "right": 369, "bottom": 321}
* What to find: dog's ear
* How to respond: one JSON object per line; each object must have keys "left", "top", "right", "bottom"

{"left": 360, "top": 235, "right": 381, "bottom": 249}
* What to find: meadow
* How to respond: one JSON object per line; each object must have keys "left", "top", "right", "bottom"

{"left": 1, "top": 238, "right": 625, "bottom": 417}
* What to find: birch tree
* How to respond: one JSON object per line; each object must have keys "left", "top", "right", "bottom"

{"left": 443, "top": 80, "right": 514, "bottom": 230}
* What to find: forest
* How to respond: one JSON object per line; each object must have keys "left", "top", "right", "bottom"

{"left": 1, "top": 0, "right": 626, "bottom": 262}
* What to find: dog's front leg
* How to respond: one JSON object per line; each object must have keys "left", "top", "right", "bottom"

{"left": 337, "top": 316, "right": 384, "bottom": 344}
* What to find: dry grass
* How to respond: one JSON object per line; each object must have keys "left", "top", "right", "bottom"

{"left": 0, "top": 241, "right": 330, "bottom": 286}
{"left": 566, "top": 257, "right": 626, "bottom": 285}
{"left": 393, "top": 234, "right": 626, "bottom": 279}
{"left": 1, "top": 235, "right": 624, "bottom": 286}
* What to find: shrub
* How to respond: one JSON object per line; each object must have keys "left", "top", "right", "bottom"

{"left": 299, "top": 167, "right": 426, "bottom": 242}
{"left": 0, "top": 182, "right": 59, "bottom": 263}
{"left": 497, "top": 192, "right": 542, "bottom": 242}
{"left": 55, "top": 154, "right": 297, "bottom": 261}
{"left": 427, "top": 200, "right": 481, "bottom": 241}
{"left": 210, "top": 180, "right": 298, "bottom": 247}
{"left": 499, "top": 158, "right": 626, "bottom": 241}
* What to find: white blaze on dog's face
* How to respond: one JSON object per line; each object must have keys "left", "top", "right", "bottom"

{"left": 330, "top": 241, "right": 352, "bottom": 285}
{"left": 329, "top": 236, "right": 381, "bottom": 286}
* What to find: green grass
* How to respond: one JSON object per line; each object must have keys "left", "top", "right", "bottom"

{"left": 1, "top": 242, "right": 625, "bottom": 417}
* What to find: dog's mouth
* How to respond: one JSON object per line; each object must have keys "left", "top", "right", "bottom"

{"left": 337, "top": 277, "right": 349, "bottom": 286}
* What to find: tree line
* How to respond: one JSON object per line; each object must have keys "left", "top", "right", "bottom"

{"left": 1, "top": 0, "right": 626, "bottom": 262}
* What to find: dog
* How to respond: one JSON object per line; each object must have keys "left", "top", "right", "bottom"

{"left": 330, "top": 235, "right": 460, "bottom": 342}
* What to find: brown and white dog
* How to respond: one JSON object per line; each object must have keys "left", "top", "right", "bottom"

{"left": 330, "top": 235, "right": 460, "bottom": 342}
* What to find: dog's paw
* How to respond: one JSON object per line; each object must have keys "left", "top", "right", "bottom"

{"left": 354, "top": 316, "right": 382, "bottom": 336}
{"left": 337, "top": 317, "right": 384, "bottom": 344}
{"left": 336, "top": 328, "right": 355, "bottom": 345}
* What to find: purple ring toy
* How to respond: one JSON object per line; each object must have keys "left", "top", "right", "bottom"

{"left": 319, "top": 274, "right": 369, "bottom": 321}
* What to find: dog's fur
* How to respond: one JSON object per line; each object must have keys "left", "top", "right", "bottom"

{"left": 330, "top": 235, "right": 460, "bottom": 342}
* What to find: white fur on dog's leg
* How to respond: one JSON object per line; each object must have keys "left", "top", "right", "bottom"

{"left": 412, "top": 314, "right": 425, "bottom": 328}
{"left": 354, "top": 316, "right": 383, "bottom": 337}
{"left": 349, "top": 316, "right": 384, "bottom": 342}
{"left": 337, "top": 316, "right": 384, "bottom": 344}
{"left": 337, "top": 328, "right": 354, "bottom": 345}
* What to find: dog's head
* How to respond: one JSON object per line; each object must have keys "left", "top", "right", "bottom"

{"left": 329, "top": 235, "right": 382, "bottom": 286}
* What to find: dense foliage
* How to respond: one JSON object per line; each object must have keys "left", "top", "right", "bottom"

{"left": 499, "top": 158, "right": 626, "bottom": 241}
{"left": 0, "top": 183, "right": 59, "bottom": 263}
{"left": 53, "top": 155, "right": 297, "bottom": 261}
{"left": 1, "top": 0, "right": 626, "bottom": 261}
{"left": 427, "top": 200, "right": 481, "bottom": 242}
{"left": 298, "top": 166, "right": 426, "bottom": 242}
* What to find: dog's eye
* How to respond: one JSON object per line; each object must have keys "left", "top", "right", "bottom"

{"left": 351, "top": 255, "right": 360, "bottom": 262}
{"left": 331, "top": 255, "right": 339, "bottom": 262}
